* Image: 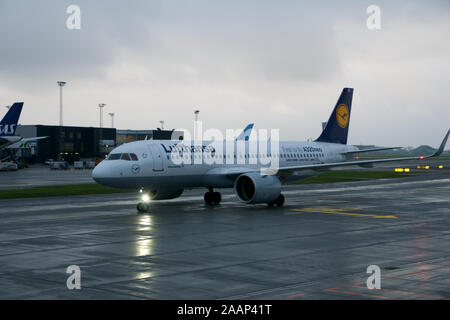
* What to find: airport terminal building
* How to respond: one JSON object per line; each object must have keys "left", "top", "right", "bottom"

{"left": 15, "top": 125, "right": 116, "bottom": 163}
{"left": 15, "top": 125, "right": 184, "bottom": 163}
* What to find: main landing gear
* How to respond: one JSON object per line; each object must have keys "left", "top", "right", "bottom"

{"left": 267, "top": 194, "right": 285, "bottom": 207}
{"left": 204, "top": 188, "right": 221, "bottom": 205}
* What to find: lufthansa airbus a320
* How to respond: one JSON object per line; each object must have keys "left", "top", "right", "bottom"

{"left": 92, "top": 88, "right": 450, "bottom": 212}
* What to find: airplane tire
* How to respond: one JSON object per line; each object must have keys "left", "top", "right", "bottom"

{"left": 204, "top": 191, "right": 221, "bottom": 205}
{"left": 204, "top": 192, "right": 213, "bottom": 205}
{"left": 212, "top": 192, "right": 221, "bottom": 205}
{"left": 274, "top": 194, "right": 285, "bottom": 207}
{"left": 137, "top": 202, "right": 149, "bottom": 213}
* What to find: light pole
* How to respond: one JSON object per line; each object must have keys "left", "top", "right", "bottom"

{"left": 98, "top": 103, "right": 106, "bottom": 128}
{"left": 194, "top": 110, "right": 200, "bottom": 122}
{"left": 57, "top": 81, "right": 67, "bottom": 161}
{"left": 159, "top": 120, "right": 164, "bottom": 130}
{"left": 108, "top": 113, "right": 115, "bottom": 128}
{"left": 57, "top": 81, "right": 66, "bottom": 126}
{"left": 194, "top": 110, "right": 200, "bottom": 141}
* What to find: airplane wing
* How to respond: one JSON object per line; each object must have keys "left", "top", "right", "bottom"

{"left": 6, "top": 136, "right": 48, "bottom": 149}
{"left": 0, "top": 136, "right": 21, "bottom": 150}
{"left": 263, "top": 129, "right": 450, "bottom": 176}
{"left": 341, "top": 146, "right": 402, "bottom": 155}
{"left": 211, "top": 129, "right": 449, "bottom": 179}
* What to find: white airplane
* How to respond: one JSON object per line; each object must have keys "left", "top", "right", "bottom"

{"left": 92, "top": 88, "right": 450, "bottom": 212}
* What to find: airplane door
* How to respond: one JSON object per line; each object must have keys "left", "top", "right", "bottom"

{"left": 148, "top": 144, "right": 165, "bottom": 171}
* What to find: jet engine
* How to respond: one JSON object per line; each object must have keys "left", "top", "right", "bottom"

{"left": 234, "top": 172, "right": 281, "bottom": 204}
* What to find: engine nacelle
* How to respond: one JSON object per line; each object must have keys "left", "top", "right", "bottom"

{"left": 234, "top": 172, "right": 281, "bottom": 204}
{"left": 149, "top": 188, "right": 183, "bottom": 200}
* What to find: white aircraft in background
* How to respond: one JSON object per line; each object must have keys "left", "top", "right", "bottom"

{"left": 92, "top": 88, "right": 449, "bottom": 212}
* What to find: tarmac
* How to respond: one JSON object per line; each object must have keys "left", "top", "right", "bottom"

{"left": 0, "top": 160, "right": 449, "bottom": 299}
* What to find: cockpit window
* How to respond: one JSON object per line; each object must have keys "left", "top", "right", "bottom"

{"left": 121, "top": 153, "right": 131, "bottom": 161}
{"left": 107, "top": 153, "right": 138, "bottom": 161}
{"left": 107, "top": 153, "right": 121, "bottom": 160}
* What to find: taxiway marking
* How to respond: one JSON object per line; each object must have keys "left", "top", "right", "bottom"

{"left": 291, "top": 207, "right": 397, "bottom": 219}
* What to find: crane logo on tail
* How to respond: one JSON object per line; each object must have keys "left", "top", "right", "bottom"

{"left": 336, "top": 104, "right": 349, "bottom": 128}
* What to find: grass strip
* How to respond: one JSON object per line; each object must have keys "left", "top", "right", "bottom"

{"left": 0, "top": 170, "right": 411, "bottom": 199}
{"left": 289, "top": 170, "right": 411, "bottom": 184}
{"left": 0, "top": 184, "right": 134, "bottom": 200}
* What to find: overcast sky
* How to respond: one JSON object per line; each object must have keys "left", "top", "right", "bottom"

{"left": 0, "top": 0, "right": 449, "bottom": 147}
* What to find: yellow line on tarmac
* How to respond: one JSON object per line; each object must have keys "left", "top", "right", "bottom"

{"left": 291, "top": 207, "right": 397, "bottom": 219}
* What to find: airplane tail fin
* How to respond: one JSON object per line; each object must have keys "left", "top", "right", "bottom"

{"left": 0, "top": 102, "right": 23, "bottom": 136}
{"left": 315, "top": 88, "right": 353, "bottom": 145}
{"left": 236, "top": 123, "right": 254, "bottom": 141}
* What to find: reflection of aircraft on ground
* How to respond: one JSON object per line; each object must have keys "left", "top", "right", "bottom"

{"left": 92, "top": 88, "right": 449, "bottom": 212}
{"left": 0, "top": 102, "right": 48, "bottom": 151}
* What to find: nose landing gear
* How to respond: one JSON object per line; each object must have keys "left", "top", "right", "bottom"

{"left": 137, "top": 190, "right": 151, "bottom": 213}
{"left": 137, "top": 202, "right": 150, "bottom": 213}
{"left": 204, "top": 188, "right": 221, "bottom": 205}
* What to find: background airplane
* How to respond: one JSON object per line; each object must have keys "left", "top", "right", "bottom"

{"left": 0, "top": 102, "right": 48, "bottom": 151}
{"left": 236, "top": 123, "right": 254, "bottom": 141}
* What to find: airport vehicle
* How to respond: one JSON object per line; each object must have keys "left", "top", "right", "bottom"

{"left": 92, "top": 88, "right": 450, "bottom": 212}
{"left": 0, "top": 102, "right": 48, "bottom": 151}
{"left": 0, "top": 161, "right": 18, "bottom": 171}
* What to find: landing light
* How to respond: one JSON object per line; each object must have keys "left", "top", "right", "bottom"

{"left": 141, "top": 194, "right": 150, "bottom": 203}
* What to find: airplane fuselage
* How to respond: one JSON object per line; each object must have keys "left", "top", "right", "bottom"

{"left": 92, "top": 139, "right": 358, "bottom": 190}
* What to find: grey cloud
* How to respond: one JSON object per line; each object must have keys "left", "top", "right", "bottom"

{"left": 0, "top": 0, "right": 449, "bottom": 146}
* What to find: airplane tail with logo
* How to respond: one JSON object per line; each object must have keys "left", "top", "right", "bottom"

{"left": 236, "top": 123, "right": 254, "bottom": 141}
{"left": 315, "top": 88, "right": 353, "bottom": 145}
{"left": 0, "top": 102, "right": 23, "bottom": 136}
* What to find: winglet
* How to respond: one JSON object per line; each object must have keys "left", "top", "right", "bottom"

{"left": 430, "top": 129, "right": 450, "bottom": 157}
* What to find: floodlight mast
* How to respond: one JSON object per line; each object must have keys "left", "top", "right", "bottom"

{"left": 57, "top": 81, "right": 66, "bottom": 126}
{"left": 108, "top": 113, "right": 115, "bottom": 128}
{"left": 99, "top": 103, "right": 106, "bottom": 128}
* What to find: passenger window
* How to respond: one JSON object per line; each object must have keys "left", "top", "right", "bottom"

{"left": 108, "top": 153, "right": 121, "bottom": 160}
{"left": 121, "top": 153, "right": 131, "bottom": 161}
{"left": 130, "top": 153, "right": 138, "bottom": 161}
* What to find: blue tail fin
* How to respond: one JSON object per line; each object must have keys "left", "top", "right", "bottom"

{"left": 236, "top": 123, "right": 254, "bottom": 141}
{"left": 0, "top": 102, "right": 23, "bottom": 136}
{"left": 315, "top": 88, "right": 353, "bottom": 144}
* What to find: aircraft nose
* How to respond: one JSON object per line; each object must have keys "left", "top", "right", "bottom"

{"left": 92, "top": 162, "right": 107, "bottom": 183}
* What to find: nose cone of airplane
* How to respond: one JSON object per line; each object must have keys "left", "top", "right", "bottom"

{"left": 92, "top": 162, "right": 108, "bottom": 184}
